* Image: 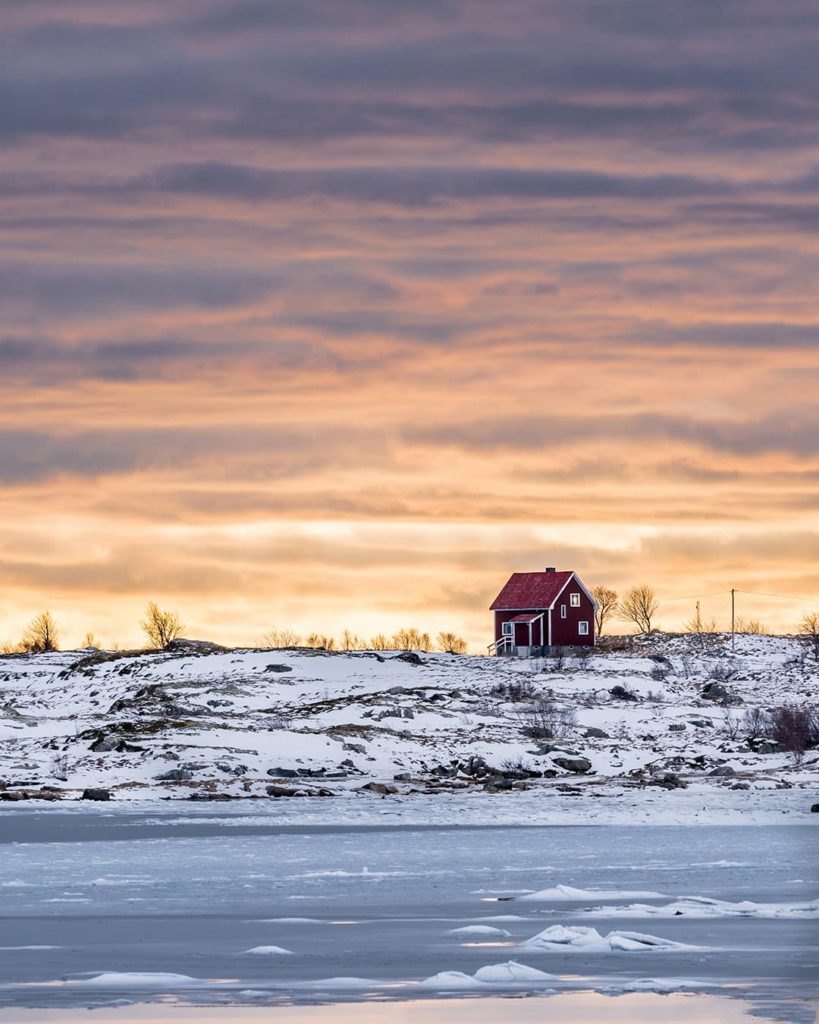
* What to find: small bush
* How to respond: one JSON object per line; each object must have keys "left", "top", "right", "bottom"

{"left": 518, "top": 700, "right": 577, "bottom": 740}
{"left": 650, "top": 663, "right": 670, "bottom": 682}
{"left": 741, "top": 707, "right": 767, "bottom": 739}
{"left": 490, "top": 678, "right": 537, "bottom": 701}
{"left": 767, "top": 705, "right": 818, "bottom": 765}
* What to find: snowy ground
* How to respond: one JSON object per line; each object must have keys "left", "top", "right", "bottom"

{"left": 0, "top": 633, "right": 817, "bottom": 822}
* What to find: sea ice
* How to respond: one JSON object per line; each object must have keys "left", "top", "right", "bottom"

{"left": 579, "top": 896, "right": 819, "bottom": 920}
{"left": 242, "top": 945, "right": 293, "bottom": 955}
{"left": 448, "top": 925, "right": 511, "bottom": 936}
{"left": 77, "top": 972, "right": 206, "bottom": 988}
{"left": 518, "top": 884, "right": 664, "bottom": 902}
{"left": 519, "top": 925, "right": 700, "bottom": 952}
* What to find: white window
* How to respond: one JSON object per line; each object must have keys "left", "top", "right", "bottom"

{"left": 560, "top": 605, "right": 567, "bottom": 619}
{"left": 578, "top": 621, "right": 589, "bottom": 636}
{"left": 502, "top": 621, "right": 513, "bottom": 636}
{"left": 570, "top": 593, "right": 581, "bottom": 607}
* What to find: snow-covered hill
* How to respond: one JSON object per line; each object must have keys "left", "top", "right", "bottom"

{"left": 1, "top": 634, "right": 817, "bottom": 823}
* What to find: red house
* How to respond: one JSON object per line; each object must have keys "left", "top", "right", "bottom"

{"left": 489, "top": 567, "right": 596, "bottom": 655}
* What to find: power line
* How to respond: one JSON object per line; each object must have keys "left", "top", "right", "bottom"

{"left": 656, "top": 590, "right": 730, "bottom": 605}
{"left": 735, "top": 589, "right": 819, "bottom": 604}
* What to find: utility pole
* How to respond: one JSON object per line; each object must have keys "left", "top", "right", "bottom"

{"left": 731, "top": 588, "right": 735, "bottom": 652}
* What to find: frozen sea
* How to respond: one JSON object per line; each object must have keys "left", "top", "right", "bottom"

{"left": 0, "top": 807, "right": 817, "bottom": 1024}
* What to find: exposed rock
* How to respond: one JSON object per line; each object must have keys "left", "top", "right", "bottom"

{"left": 265, "top": 784, "right": 334, "bottom": 798}
{"left": 393, "top": 651, "right": 425, "bottom": 665}
{"left": 165, "top": 638, "right": 227, "bottom": 654}
{"left": 709, "top": 765, "right": 736, "bottom": 777}
{"left": 648, "top": 771, "right": 687, "bottom": 790}
{"left": 154, "top": 768, "right": 193, "bottom": 782}
{"left": 584, "top": 727, "right": 609, "bottom": 739}
{"left": 689, "top": 719, "right": 712, "bottom": 728}
{"left": 264, "top": 664, "right": 292, "bottom": 673}
{"left": 483, "top": 776, "right": 514, "bottom": 791}
{"left": 811, "top": 803, "right": 819, "bottom": 813}
{"left": 668, "top": 723, "right": 686, "bottom": 732}
{"left": 609, "top": 685, "right": 638, "bottom": 701}
{"left": 81, "top": 788, "right": 111, "bottom": 801}
{"left": 342, "top": 742, "right": 367, "bottom": 754}
{"left": 701, "top": 682, "right": 743, "bottom": 704}
{"left": 90, "top": 735, "right": 119, "bottom": 752}
{"left": 747, "top": 737, "right": 784, "bottom": 754}
{"left": 267, "top": 767, "right": 300, "bottom": 778}
{"left": 358, "top": 782, "right": 398, "bottom": 795}
{"left": 189, "top": 792, "right": 232, "bottom": 801}
{"left": 216, "top": 762, "right": 248, "bottom": 776}
{"left": 553, "top": 755, "right": 592, "bottom": 774}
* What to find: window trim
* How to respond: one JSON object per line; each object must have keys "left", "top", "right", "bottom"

{"left": 560, "top": 605, "right": 567, "bottom": 619}
{"left": 502, "top": 621, "right": 513, "bottom": 636}
{"left": 578, "top": 621, "right": 589, "bottom": 636}
{"left": 570, "top": 593, "right": 581, "bottom": 607}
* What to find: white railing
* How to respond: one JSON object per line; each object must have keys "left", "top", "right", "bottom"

{"left": 487, "top": 635, "right": 514, "bottom": 656}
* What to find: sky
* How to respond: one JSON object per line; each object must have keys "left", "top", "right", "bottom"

{"left": 1, "top": 0, "right": 819, "bottom": 650}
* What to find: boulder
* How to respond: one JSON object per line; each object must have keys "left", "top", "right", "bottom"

{"left": 267, "top": 767, "right": 300, "bottom": 778}
{"left": 343, "top": 742, "right": 367, "bottom": 754}
{"left": 264, "top": 664, "right": 292, "bottom": 673}
{"left": 811, "top": 803, "right": 819, "bottom": 813}
{"left": 609, "top": 685, "right": 638, "bottom": 701}
{"left": 709, "top": 765, "right": 736, "bottom": 777}
{"left": 90, "top": 735, "right": 119, "bottom": 752}
{"left": 553, "top": 755, "right": 592, "bottom": 774}
{"left": 584, "top": 727, "right": 609, "bottom": 739}
{"left": 648, "top": 772, "right": 687, "bottom": 790}
{"left": 81, "top": 788, "right": 111, "bottom": 801}
{"left": 668, "top": 723, "right": 686, "bottom": 732}
{"left": 154, "top": 768, "right": 193, "bottom": 782}
{"left": 358, "top": 782, "right": 398, "bottom": 795}
{"left": 393, "top": 651, "right": 425, "bottom": 665}
{"left": 747, "top": 737, "right": 784, "bottom": 754}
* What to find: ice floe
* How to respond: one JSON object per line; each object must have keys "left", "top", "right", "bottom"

{"left": 77, "top": 972, "right": 206, "bottom": 988}
{"left": 448, "top": 925, "right": 511, "bottom": 936}
{"left": 579, "top": 895, "right": 819, "bottom": 920}
{"left": 519, "top": 925, "right": 700, "bottom": 952}
{"left": 241, "top": 945, "right": 293, "bottom": 955}
{"left": 518, "top": 884, "right": 664, "bottom": 902}
{"left": 421, "top": 961, "right": 556, "bottom": 989}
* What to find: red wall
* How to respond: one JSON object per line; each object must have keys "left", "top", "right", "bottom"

{"left": 550, "top": 584, "right": 595, "bottom": 646}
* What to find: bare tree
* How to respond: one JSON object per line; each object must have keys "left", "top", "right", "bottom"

{"left": 436, "top": 631, "right": 468, "bottom": 654}
{"left": 391, "top": 627, "right": 432, "bottom": 652}
{"left": 305, "top": 632, "right": 336, "bottom": 650}
{"left": 735, "top": 617, "right": 769, "bottom": 635}
{"left": 619, "top": 585, "right": 659, "bottom": 634}
{"left": 798, "top": 612, "right": 819, "bottom": 661}
{"left": 262, "top": 627, "right": 301, "bottom": 648}
{"left": 21, "top": 611, "right": 59, "bottom": 653}
{"left": 141, "top": 602, "right": 184, "bottom": 649}
{"left": 592, "top": 586, "right": 618, "bottom": 636}
{"left": 340, "top": 629, "right": 367, "bottom": 651}
{"left": 370, "top": 633, "right": 391, "bottom": 650}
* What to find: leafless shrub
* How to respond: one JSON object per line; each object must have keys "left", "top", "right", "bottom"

{"left": 499, "top": 757, "right": 534, "bottom": 776}
{"left": 551, "top": 647, "right": 566, "bottom": 671}
{"left": 650, "top": 663, "right": 670, "bottom": 682}
{"left": 735, "top": 617, "right": 769, "bottom": 635}
{"left": 340, "top": 629, "right": 367, "bottom": 651}
{"left": 518, "top": 700, "right": 577, "bottom": 740}
{"left": 490, "top": 678, "right": 537, "bottom": 701}
{"left": 741, "top": 707, "right": 767, "bottom": 739}
{"left": 575, "top": 645, "right": 593, "bottom": 668}
{"left": 306, "top": 633, "right": 336, "bottom": 650}
{"left": 710, "top": 660, "right": 739, "bottom": 683}
{"left": 141, "top": 602, "right": 183, "bottom": 649}
{"left": 392, "top": 628, "right": 433, "bottom": 652}
{"left": 437, "top": 631, "right": 468, "bottom": 654}
{"left": 722, "top": 708, "right": 741, "bottom": 741}
{"left": 263, "top": 627, "right": 302, "bottom": 648}
{"left": 684, "top": 601, "right": 718, "bottom": 634}
{"left": 767, "top": 705, "right": 818, "bottom": 766}
{"left": 21, "top": 611, "right": 60, "bottom": 653}
{"left": 680, "top": 653, "right": 695, "bottom": 680}
{"left": 798, "top": 613, "right": 819, "bottom": 661}
{"left": 645, "top": 689, "right": 663, "bottom": 703}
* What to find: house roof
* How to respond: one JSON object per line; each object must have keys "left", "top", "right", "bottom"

{"left": 490, "top": 570, "right": 574, "bottom": 611}
{"left": 508, "top": 612, "right": 544, "bottom": 623}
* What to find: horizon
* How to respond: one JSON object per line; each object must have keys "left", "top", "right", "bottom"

{"left": 2, "top": 2, "right": 818, "bottom": 652}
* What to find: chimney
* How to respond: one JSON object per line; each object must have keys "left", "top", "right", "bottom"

{"left": 545, "top": 566, "right": 556, "bottom": 572}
